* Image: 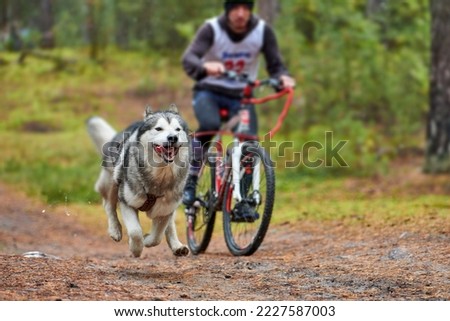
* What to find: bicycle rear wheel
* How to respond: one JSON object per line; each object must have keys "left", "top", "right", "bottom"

{"left": 222, "top": 145, "right": 275, "bottom": 256}
{"left": 186, "top": 157, "right": 217, "bottom": 255}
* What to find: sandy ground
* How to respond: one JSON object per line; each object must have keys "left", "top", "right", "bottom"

{"left": 1, "top": 159, "right": 449, "bottom": 301}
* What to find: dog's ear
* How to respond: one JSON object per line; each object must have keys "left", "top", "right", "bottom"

{"left": 168, "top": 103, "right": 179, "bottom": 114}
{"left": 144, "top": 105, "right": 153, "bottom": 119}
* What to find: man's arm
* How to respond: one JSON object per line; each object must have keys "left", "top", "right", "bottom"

{"left": 262, "top": 24, "right": 296, "bottom": 88}
{"left": 261, "top": 24, "right": 290, "bottom": 79}
{"left": 182, "top": 23, "right": 214, "bottom": 81}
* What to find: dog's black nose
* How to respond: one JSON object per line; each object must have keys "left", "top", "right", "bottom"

{"left": 167, "top": 135, "right": 178, "bottom": 144}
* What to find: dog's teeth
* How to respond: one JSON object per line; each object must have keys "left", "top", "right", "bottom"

{"left": 154, "top": 144, "right": 178, "bottom": 162}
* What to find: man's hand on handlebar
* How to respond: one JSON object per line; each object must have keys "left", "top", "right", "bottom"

{"left": 203, "top": 61, "right": 225, "bottom": 76}
{"left": 279, "top": 74, "right": 296, "bottom": 89}
{"left": 203, "top": 63, "right": 295, "bottom": 91}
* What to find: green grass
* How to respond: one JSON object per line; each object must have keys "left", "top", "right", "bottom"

{"left": 274, "top": 170, "right": 449, "bottom": 227}
{"left": 0, "top": 130, "right": 100, "bottom": 204}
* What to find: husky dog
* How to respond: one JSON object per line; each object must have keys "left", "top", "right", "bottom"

{"left": 86, "top": 105, "right": 190, "bottom": 257}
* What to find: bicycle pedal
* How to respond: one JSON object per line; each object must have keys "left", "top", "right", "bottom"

{"left": 232, "top": 201, "right": 260, "bottom": 223}
{"left": 231, "top": 212, "right": 260, "bottom": 223}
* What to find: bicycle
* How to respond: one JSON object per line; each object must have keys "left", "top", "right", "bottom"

{"left": 185, "top": 71, "right": 294, "bottom": 256}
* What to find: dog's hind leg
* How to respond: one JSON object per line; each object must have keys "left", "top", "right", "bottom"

{"left": 119, "top": 202, "right": 143, "bottom": 257}
{"left": 144, "top": 215, "right": 171, "bottom": 248}
{"left": 165, "top": 212, "right": 189, "bottom": 257}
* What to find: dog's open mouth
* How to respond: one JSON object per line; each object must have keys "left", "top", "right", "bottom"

{"left": 153, "top": 144, "right": 179, "bottom": 163}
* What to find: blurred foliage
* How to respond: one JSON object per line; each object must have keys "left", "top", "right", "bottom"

{"left": 273, "top": 0, "right": 429, "bottom": 176}
{"left": 0, "top": 0, "right": 431, "bottom": 203}
{"left": 54, "top": 0, "right": 222, "bottom": 51}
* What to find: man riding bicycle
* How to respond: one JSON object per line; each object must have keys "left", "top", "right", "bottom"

{"left": 181, "top": 0, "right": 296, "bottom": 206}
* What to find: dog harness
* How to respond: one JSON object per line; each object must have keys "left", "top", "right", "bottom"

{"left": 138, "top": 193, "right": 164, "bottom": 212}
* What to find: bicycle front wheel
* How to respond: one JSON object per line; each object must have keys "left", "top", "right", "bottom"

{"left": 222, "top": 145, "right": 275, "bottom": 256}
{"left": 186, "top": 157, "right": 217, "bottom": 255}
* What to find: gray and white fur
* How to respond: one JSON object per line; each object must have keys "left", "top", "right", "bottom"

{"left": 86, "top": 105, "right": 191, "bottom": 257}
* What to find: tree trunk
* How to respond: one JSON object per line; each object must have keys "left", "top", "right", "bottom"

{"left": 257, "top": 0, "right": 279, "bottom": 26}
{"left": 86, "top": 0, "right": 99, "bottom": 61}
{"left": 425, "top": 0, "right": 450, "bottom": 173}
{"left": 0, "top": 0, "right": 8, "bottom": 30}
{"left": 141, "top": 0, "right": 153, "bottom": 49}
{"left": 39, "top": 0, "right": 55, "bottom": 49}
{"left": 4, "top": 0, "right": 23, "bottom": 51}
{"left": 366, "top": 0, "right": 385, "bottom": 17}
{"left": 114, "top": 3, "right": 129, "bottom": 49}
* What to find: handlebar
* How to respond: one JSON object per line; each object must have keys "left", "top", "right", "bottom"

{"left": 221, "top": 70, "right": 285, "bottom": 92}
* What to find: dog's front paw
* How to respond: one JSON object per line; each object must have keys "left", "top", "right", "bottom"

{"left": 129, "top": 235, "right": 144, "bottom": 258}
{"left": 108, "top": 224, "right": 122, "bottom": 242}
{"left": 143, "top": 233, "right": 162, "bottom": 248}
{"left": 173, "top": 245, "right": 189, "bottom": 257}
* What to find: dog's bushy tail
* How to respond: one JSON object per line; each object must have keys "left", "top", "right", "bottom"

{"left": 86, "top": 117, "right": 117, "bottom": 155}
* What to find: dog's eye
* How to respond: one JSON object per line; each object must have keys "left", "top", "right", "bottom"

{"left": 155, "top": 127, "right": 163, "bottom": 131}
{"left": 175, "top": 128, "right": 181, "bottom": 132}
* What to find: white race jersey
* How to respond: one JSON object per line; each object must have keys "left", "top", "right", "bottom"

{"left": 199, "top": 17, "right": 265, "bottom": 91}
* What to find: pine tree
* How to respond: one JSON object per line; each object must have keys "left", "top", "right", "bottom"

{"left": 425, "top": 0, "right": 450, "bottom": 172}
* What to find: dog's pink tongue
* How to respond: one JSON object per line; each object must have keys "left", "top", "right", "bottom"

{"left": 166, "top": 147, "right": 175, "bottom": 161}
{"left": 154, "top": 145, "right": 163, "bottom": 153}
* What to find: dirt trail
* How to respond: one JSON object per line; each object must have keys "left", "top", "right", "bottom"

{"left": 0, "top": 162, "right": 449, "bottom": 301}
